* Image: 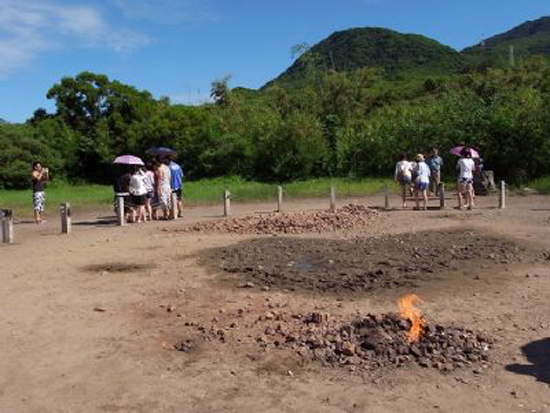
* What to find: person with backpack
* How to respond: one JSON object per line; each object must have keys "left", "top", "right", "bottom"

{"left": 395, "top": 154, "right": 413, "bottom": 208}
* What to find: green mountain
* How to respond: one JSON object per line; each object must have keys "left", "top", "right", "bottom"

{"left": 462, "top": 16, "right": 550, "bottom": 65}
{"left": 265, "top": 27, "right": 464, "bottom": 88}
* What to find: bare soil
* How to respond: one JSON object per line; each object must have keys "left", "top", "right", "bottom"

{"left": 0, "top": 194, "right": 549, "bottom": 412}
{"left": 205, "top": 229, "right": 529, "bottom": 294}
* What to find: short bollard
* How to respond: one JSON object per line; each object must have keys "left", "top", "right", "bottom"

{"left": 223, "top": 190, "right": 231, "bottom": 217}
{"left": 60, "top": 203, "right": 72, "bottom": 234}
{"left": 384, "top": 184, "right": 390, "bottom": 210}
{"left": 277, "top": 186, "right": 283, "bottom": 213}
{"left": 116, "top": 194, "right": 126, "bottom": 226}
{"left": 171, "top": 192, "right": 178, "bottom": 220}
{"left": 439, "top": 183, "right": 446, "bottom": 209}
{"left": 1, "top": 209, "right": 14, "bottom": 244}
{"left": 330, "top": 186, "right": 336, "bottom": 211}
{"left": 499, "top": 180, "right": 506, "bottom": 209}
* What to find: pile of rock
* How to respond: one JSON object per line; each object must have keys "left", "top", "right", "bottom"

{"left": 190, "top": 310, "right": 493, "bottom": 373}
{"left": 279, "top": 313, "right": 493, "bottom": 372}
{"left": 183, "top": 204, "right": 379, "bottom": 235}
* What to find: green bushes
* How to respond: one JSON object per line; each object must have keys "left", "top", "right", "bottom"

{"left": 2, "top": 61, "right": 550, "bottom": 189}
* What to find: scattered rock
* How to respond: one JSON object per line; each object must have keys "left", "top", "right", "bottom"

{"left": 174, "top": 339, "right": 195, "bottom": 353}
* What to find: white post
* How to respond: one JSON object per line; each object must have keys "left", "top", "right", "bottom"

{"left": 2, "top": 209, "right": 14, "bottom": 244}
{"left": 384, "top": 183, "right": 390, "bottom": 210}
{"left": 171, "top": 192, "right": 178, "bottom": 220}
{"left": 223, "top": 190, "right": 231, "bottom": 217}
{"left": 277, "top": 186, "right": 283, "bottom": 213}
{"left": 116, "top": 195, "right": 125, "bottom": 226}
{"left": 60, "top": 203, "right": 71, "bottom": 234}
{"left": 499, "top": 180, "right": 506, "bottom": 209}
{"left": 330, "top": 186, "right": 337, "bottom": 211}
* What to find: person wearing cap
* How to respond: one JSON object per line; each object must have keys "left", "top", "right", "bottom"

{"left": 414, "top": 154, "right": 431, "bottom": 211}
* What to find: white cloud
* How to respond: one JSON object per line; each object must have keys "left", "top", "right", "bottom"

{"left": 0, "top": 0, "right": 150, "bottom": 77}
{"left": 111, "top": 0, "right": 217, "bottom": 24}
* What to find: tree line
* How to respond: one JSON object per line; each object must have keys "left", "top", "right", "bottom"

{"left": 1, "top": 58, "right": 550, "bottom": 189}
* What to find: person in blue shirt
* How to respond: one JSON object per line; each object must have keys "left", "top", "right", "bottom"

{"left": 167, "top": 156, "right": 184, "bottom": 218}
{"left": 426, "top": 148, "right": 443, "bottom": 196}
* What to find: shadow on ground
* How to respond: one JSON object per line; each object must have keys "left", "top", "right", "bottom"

{"left": 505, "top": 337, "right": 550, "bottom": 385}
{"left": 73, "top": 216, "right": 118, "bottom": 227}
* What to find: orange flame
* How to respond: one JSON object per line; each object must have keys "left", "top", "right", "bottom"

{"left": 398, "top": 294, "right": 426, "bottom": 342}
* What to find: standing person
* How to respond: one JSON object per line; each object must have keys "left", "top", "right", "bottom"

{"left": 157, "top": 158, "right": 172, "bottom": 220}
{"left": 457, "top": 148, "right": 476, "bottom": 210}
{"left": 129, "top": 166, "right": 147, "bottom": 223}
{"left": 31, "top": 161, "right": 49, "bottom": 224}
{"left": 395, "top": 154, "right": 413, "bottom": 208}
{"left": 143, "top": 164, "right": 155, "bottom": 221}
{"left": 414, "top": 154, "right": 431, "bottom": 211}
{"left": 168, "top": 155, "right": 184, "bottom": 218}
{"left": 426, "top": 148, "right": 443, "bottom": 196}
{"left": 113, "top": 167, "right": 131, "bottom": 218}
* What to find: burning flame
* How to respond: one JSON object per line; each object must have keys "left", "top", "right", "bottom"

{"left": 398, "top": 294, "right": 426, "bottom": 342}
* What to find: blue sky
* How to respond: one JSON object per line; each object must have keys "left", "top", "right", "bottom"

{"left": 0, "top": 0, "right": 548, "bottom": 123}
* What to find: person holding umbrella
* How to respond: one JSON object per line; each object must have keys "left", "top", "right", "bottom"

{"left": 113, "top": 155, "right": 145, "bottom": 221}
{"left": 456, "top": 147, "right": 476, "bottom": 210}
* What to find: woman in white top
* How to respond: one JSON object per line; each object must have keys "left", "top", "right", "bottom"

{"left": 395, "top": 154, "right": 413, "bottom": 208}
{"left": 129, "top": 166, "right": 148, "bottom": 222}
{"left": 414, "top": 154, "right": 431, "bottom": 211}
{"left": 457, "top": 148, "right": 476, "bottom": 210}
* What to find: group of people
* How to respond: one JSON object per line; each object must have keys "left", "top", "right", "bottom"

{"left": 115, "top": 156, "right": 184, "bottom": 223}
{"left": 395, "top": 147, "right": 476, "bottom": 210}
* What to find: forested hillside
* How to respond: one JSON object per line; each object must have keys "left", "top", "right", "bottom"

{"left": 463, "top": 16, "right": 550, "bottom": 66}
{"left": 265, "top": 28, "right": 464, "bottom": 88}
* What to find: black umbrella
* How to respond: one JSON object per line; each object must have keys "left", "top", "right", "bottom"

{"left": 145, "top": 146, "right": 177, "bottom": 157}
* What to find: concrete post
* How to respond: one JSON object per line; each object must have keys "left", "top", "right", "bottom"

{"left": 439, "top": 183, "right": 446, "bottom": 209}
{"left": 330, "top": 186, "right": 336, "bottom": 211}
{"left": 277, "top": 186, "right": 283, "bottom": 213}
{"left": 116, "top": 195, "right": 125, "bottom": 226}
{"left": 384, "top": 183, "right": 390, "bottom": 210}
{"left": 223, "top": 190, "right": 231, "bottom": 217}
{"left": 499, "top": 180, "right": 506, "bottom": 209}
{"left": 1, "top": 209, "right": 14, "bottom": 244}
{"left": 60, "top": 203, "right": 71, "bottom": 234}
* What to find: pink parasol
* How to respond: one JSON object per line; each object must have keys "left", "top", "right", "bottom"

{"left": 450, "top": 146, "right": 480, "bottom": 158}
{"left": 113, "top": 155, "right": 144, "bottom": 165}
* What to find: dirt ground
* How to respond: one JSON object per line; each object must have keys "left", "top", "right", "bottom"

{"left": 0, "top": 194, "right": 549, "bottom": 412}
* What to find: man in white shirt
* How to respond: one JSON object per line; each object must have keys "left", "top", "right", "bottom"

{"left": 457, "top": 148, "right": 476, "bottom": 210}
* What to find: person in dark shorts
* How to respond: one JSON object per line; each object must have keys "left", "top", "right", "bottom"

{"left": 168, "top": 156, "right": 184, "bottom": 218}
{"left": 129, "top": 166, "right": 147, "bottom": 222}
{"left": 31, "top": 161, "right": 49, "bottom": 224}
